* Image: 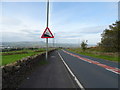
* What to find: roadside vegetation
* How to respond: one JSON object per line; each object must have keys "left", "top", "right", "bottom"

{"left": 1, "top": 48, "right": 46, "bottom": 65}
{"left": 98, "top": 21, "right": 120, "bottom": 52}
{"left": 67, "top": 48, "right": 119, "bottom": 62}
{"left": 67, "top": 21, "right": 120, "bottom": 62}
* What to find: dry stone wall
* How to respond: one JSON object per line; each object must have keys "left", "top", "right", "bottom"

{"left": 2, "top": 49, "right": 56, "bottom": 89}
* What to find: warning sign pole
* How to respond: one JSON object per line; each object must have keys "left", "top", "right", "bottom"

{"left": 46, "top": 0, "right": 49, "bottom": 60}
{"left": 46, "top": 38, "right": 48, "bottom": 60}
{"left": 46, "top": 0, "right": 49, "bottom": 28}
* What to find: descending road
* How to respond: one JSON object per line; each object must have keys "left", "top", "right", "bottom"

{"left": 19, "top": 50, "right": 77, "bottom": 88}
{"left": 58, "top": 49, "right": 119, "bottom": 88}
{"left": 19, "top": 49, "right": 119, "bottom": 89}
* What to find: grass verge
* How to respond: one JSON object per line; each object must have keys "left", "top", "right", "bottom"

{"left": 67, "top": 48, "right": 119, "bottom": 62}
{"left": 2, "top": 48, "right": 46, "bottom": 66}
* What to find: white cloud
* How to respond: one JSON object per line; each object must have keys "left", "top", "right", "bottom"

{"left": 1, "top": 16, "right": 44, "bottom": 42}
{"left": 1, "top": 2, "right": 116, "bottom": 45}
{"left": 1, "top": 14, "right": 108, "bottom": 45}
{"left": 1, "top": 16, "right": 43, "bottom": 32}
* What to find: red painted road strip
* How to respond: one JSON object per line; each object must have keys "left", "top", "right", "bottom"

{"left": 62, "top": 50, "right": 120, "bottom": 74}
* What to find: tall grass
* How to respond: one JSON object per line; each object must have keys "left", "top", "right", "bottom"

{"left": 67, "top": 48, "right": 119, "bottom": 62}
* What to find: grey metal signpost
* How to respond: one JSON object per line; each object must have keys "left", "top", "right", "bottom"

{"left": 41, "top": 0, "right": 54, "bottom": 60}
{"left": 46, "top": 0, "right": 49, "bottom": 60}
{"left": 46, "top": 38, "right": 48, "bottom": 60}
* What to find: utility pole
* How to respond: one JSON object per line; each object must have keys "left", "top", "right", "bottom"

{"left": 46, "top": 0, "right": 49, "bottom": 60}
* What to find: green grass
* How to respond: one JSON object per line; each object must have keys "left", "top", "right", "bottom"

{"left": 67, "top": 48, "right": 119, "bottom": 62}
{"left": 2, "top": 48, "right": 46, "bottom": 66}
{"left": 2, "top": 48, "right": 46, "bottom": 54}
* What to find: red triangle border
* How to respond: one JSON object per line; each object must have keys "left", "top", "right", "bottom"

{"left": 41, "top": 27, "right": 54, "bottom": 38}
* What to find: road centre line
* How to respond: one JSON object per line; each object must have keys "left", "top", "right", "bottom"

{"left": 57, "top": 51, "right": 85, "bottom": 90}
{"left": 62, "top": 50, "right": 120, "bottom": 75}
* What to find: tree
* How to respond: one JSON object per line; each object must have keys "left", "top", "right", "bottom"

{"left": 81, "top": 40, "right": 88, "bottom": 51}
{"left": 99, "top": 21, "right": 120, "bottom": 52}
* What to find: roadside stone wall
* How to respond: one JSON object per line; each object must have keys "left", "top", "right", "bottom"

{"left": 1, "top": 49, "right": 56, "bottom": 89}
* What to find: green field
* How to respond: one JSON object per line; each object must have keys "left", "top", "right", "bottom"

{"left": 67, "top": 48, "right": 119, "bottom": 62}
{"left": 1, "top": 48, "right": 46, "bottom": 66}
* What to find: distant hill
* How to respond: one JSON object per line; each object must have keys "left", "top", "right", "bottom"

{"left": 1, "top": 41, "right": 96, "bottom": 48}
{"left": 2, "top": 41, "right": 46, "bottom": 48}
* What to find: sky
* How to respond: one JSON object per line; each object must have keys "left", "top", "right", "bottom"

{"left": 1, "top": 1, "right": 118, "bottom": 45}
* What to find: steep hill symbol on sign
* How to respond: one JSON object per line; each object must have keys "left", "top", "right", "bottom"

{"left": 41, "top": 27, "right": 54, "bottom": 38}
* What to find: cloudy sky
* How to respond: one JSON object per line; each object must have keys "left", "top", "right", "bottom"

{"left": 1, "top": 1, "right": 118, "bottom": 45}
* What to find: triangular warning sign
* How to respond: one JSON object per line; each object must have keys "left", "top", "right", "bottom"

{"left": 41, "top": 27, "right": 54, "bottom": 38}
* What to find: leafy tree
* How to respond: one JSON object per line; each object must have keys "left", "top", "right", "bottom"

{"left": 99, "top": 21, "right": 120, "bottom": 52}
{"left": 81, "top": 40, "right": 88, "bottom": 51}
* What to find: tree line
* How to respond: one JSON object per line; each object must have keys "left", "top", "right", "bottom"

{"left": 80, "top": 21, "right": 120, "bottom": 52}
{"left": 98, "top": 21, "right": 120, "bottom": 52}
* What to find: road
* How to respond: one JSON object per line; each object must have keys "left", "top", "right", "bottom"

{"left": 19, "top": 50, "right": 77, "bottom": 88}
{"left": 58, "top": 49, "right": 119, "bottom": 88}
{"left": 19, "top": 49, "right": 119, "bottom": 89}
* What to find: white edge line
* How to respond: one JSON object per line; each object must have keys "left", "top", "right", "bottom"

{"left": 57, "top": 51, "right": 85, "bottom": 90}
{"left": 106, "top": 69, "right": 120, "bottom": 74}
{"left": 62, "top": 49, "right": 120, "bottom": 75}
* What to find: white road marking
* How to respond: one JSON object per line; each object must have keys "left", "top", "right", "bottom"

{"left": 58, "top": 52, "right": 85, "bottom": 90}
{"left": 62, "top": 49, "right": 120, "bottom": 75}
{"left": 106, "top": 69, "right": 120, "bottom": 74}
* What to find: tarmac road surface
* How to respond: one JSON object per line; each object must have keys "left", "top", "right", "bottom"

{"left": 19, "top": 49, "right": 119, "bottom": 89}
{"left": 19, "top": 50, "right": 77, "bottom": 88}
{"left": 58, "top": 49, "right": 119, "bottom": 89}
